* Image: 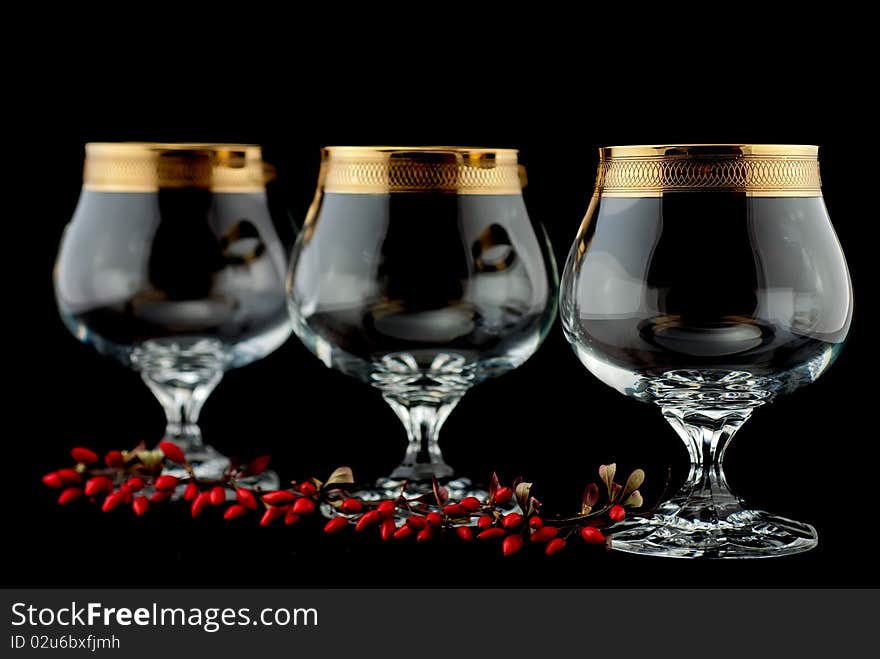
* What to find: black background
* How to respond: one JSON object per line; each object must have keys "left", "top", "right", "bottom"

{"left": 8, "top": 37, "right": 877, "bottom": 588}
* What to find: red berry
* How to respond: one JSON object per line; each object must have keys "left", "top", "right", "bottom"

{"left": 608, "top": 505, "right": 626, "bottom": 522}
{"left": 393, "top": 525, "right": 414, "bottom": 540}
{"left": 132, "top": 496, "right": 149, "bottom": 516}
{"left": 125, "top": 477, "right": 145, "bottom": 492}
{"left": 416, "top": 527, "right": 433, "bottom": 543}
{"left": 58, "top": 487, "right": 82, "bottom": 505}
{"left": 426, "top": 512, "right": 443, "bottom": 527}
{"left": 183, "top": 482, "right": 199, "bottom": 502}
{"left": 42, "top": 472, "right": 64, "bottom": 488}
{"left": 380, "top": 518, "right": 396, "bottom": 541}
{"left": 478, "top": 528, "right": 507, "bottom": 541}
{"left": 529, "top": 516, "right": 544, "bottom": 530}
{"left": 406, "top": 515, "right": 427, "bottom": 530}
{"left": 545, "top": 538, "right": 567, "bottom": 556}
{"left": 209, "top": 486, "right": 226, "bottom": 506}
{"left": 151, "top": 490, "right": 172, "bottom": 503}
{"left": 56, "top": 469, "right": 82, "bottom": 485}
{"left": 104, "top": 450, "right": 124, "bottom": 468}
{"left": 460, "top": 496, "right": 481, "bottom": 512}
{"left": 323, "top": 517, "right": 349, "bottom": 534}
{"left": 298, "top": 482, "right": 318, "bottom": 496}
{"left": 477, "top": 515, "right": 493, "bottom": 531}
{"left": 503, "top": 513, "right": 523, "bottom": 530}
{"left": 224, "top": 504, "right": 247, "bottom": 521}
{"left": 191, "top": 491, "right": 212, "bottom": 518}
{"left": 341, "top": 498, "right": 363, "bottom": 514}
{"left": 244, "top": 455, "right": 271, "bottom": 476}
{"left": 581, "top": 526, "right": 606, "bottom": 545}
{"left": 101, "top": 490, "right": 126, "bottom": 512}
{"left": 530, "top": 526, "right": 559, "bottom": 543}
{"left": 260, "top": 506, "right": 287, "bottom": 527}
{"left": 154, "top": 475, "right": 179, "bottom": 491}
{"left": 456, "top": 526, "right": 475, "bottom": 542}
{"left": 158, "top": 441, "right": 187, "bottom": 465}
{"left": 84, "top": 476, "right": 114, "bottom": 497}
{"left": 262, "top": 490, "right": 296, "bottom": 506}
{"left": 493, "top": 487, "right": 513, "bottom": 505}
{"left": 502, "top": 533, "right": 524, "bottom": 556}
{"left": 377, "top": 500, "right": 396, "bottom": 519}
{"left": 236, "top": 488, "right": 257, "bottom": 510}
{"left": 443, "top": 503, "right": 466, "bottom": 516}
{"left": 355, "top": 510, "right": 382, "bottom": 531}
{"left": 119, "top": 485, "right": 133, "bottom": 504}
{"left": 71, "top": 447, "right": 99, "bottom": 465}
{"left": 284, "top": 509, "right": 301, "bottom": 525}
{"left": 293, "top": 497, "right": 316, "bottom": 515}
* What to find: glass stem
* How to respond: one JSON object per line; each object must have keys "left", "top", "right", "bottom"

{"left": 383, "top": 396, "right": 461, "bottom": 481}
{"left": 130, "top": 338, "right": 229, "bottom": 454}
{"left": 660, "top": 405, "right": 753, "bottom": 523}
{"left": 141, "top": 371, "right": 223, "bottom": 452}
{"left": 141, "top": 370, "right": 223, "bottom": 452}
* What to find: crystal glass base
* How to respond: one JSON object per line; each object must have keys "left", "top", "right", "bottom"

{"left": 370, "top": 476, "right": 487, "bottom": 502}
{"left": 597, "top": 370, "right": 820, "bottom": 558}
{"left": 132, "top": 338, "right": 280, "bottom": 497}
{"left": 161, "top": 443, "right": 279, "bottom": 499}
{"left": 320, "top": 477, "right": 495, "bottom": 521}
{"left": 611, "top": 511, "right": 818, "bottom": 559}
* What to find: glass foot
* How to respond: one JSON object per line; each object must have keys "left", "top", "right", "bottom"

{"left": 370, "top": 476, "right": 488, "bottom": 502}
{"left": 161, "top": 443, "right": 280, "bottom": 500}
{"left": 610, "top": 510, "right": 818, "bottom": 559}
{"left": 320, "top": 477, "right": 493, "bottom": 520}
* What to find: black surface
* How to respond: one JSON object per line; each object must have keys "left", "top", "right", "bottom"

{"left": 9, "top": 47, "right": 876, "bottom": 588}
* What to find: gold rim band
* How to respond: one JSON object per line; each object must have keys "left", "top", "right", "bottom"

{"left": 320, "top": 146, "right": 523, "bottom": 195}
{"left": 83, "top": 143, "right": 270, "bottom": 192}
{"left": 595, "top": 144, "right": 822, "bottom": 198}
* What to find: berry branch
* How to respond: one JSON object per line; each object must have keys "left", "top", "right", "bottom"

{"left": 43, "top": 442, "right": 649, "bottom": 557}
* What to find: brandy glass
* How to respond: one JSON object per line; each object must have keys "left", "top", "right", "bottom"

{"left": 54, "top": 143, "right": 293, "bottom": 488}
{"left": 560, "top": 145, "right": 852, "bottom": 558}
{"left": 287, "top": 146, "right": 557, "bottom": 499}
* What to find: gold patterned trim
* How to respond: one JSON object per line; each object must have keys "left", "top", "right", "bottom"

{"left": 320, "top": 146, "right": 523, "bottom": 195}
{"left": 83, "top": 143, "right": 270, "bottom": 192}
{"left": 595, "top": 144, "right": 822, "bottom": 197}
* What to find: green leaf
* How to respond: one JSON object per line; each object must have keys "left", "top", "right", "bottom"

{"left": 515, "top": 481, "right": 533, "bottom": 512}
{"left": 599, "top": 463, "right": 616, "bottom": 499}
{"left": 624, "top": 490, "right": 643, "bottom": 508}
{"left": 324, "top": 466, "right": 354, "bottom": 486}
{"left": 581, "top": 483, "right": 599, "bottom": 515}
{"left": 621, "top": 469, "right": 645, "bottom": 501}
